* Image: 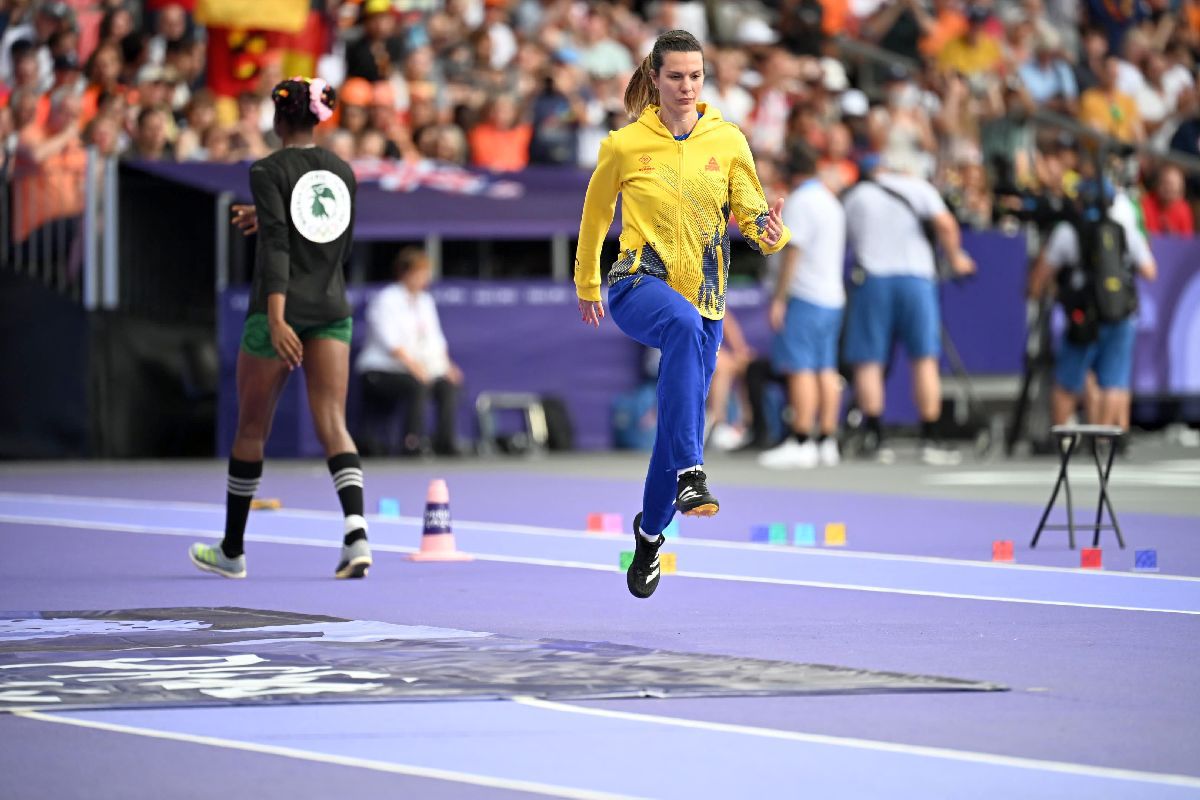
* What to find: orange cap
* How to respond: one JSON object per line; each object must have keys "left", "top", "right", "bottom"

{"left": 339, "top": 77, "right": 373, "bottom": 106}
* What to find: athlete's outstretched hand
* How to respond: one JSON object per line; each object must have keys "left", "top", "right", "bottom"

{"left": 232, "top": 204, "right": 259, "bottom": 236}
{"left": 579, "top": 298, "right": 605, "bottom": 327}
{"left": 762, "top": 197, "right": 785, "bottom": 248}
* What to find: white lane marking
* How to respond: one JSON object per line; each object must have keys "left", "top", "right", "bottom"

{"left": 1, "top": 514, "right": 1197, "bottom": 616}
{"left": 514, "top": 698, "right": 1200, "bottom": 789}
{"left": 14, "top": 710, "right": 644, "bottom": 800}
{"left": 1, "top": 491, "right": 1196, "bottom": 584}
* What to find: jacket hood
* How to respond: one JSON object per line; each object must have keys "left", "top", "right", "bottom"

{"left": 636, "top": 102, "right": 725, "bottom": 140}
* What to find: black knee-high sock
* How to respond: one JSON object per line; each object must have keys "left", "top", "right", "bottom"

{"left": 222, "top": 458, "right": 262, "bottom": 558}
{"left": 328, "top": 452, "right": 367, "bottom": 546}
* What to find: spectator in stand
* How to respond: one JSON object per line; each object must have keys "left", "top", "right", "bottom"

{"left": 83, "top": 112, "right": 122, "bottom": 159}
{"left": 579, "top": 7, "right": 634, "bottom": 80}
{"left": 146, "top": 3, "right": 188, "bottom": 68}
{"left": 345, "top": 0, "right": 406, "bottom": 83}
{"left": 175, "top": 89, "right": 217, "bottom": 161}
{"left": 97, "top": 5, "right": 135, "bottom": 49}
{"left": 367, "top": 80, "right": 405, "bottom": 158}
{"left": 1075, "top": 27, "right": 1110, "bottom": 92}
{"left": 1135, "top": 52, "right": 1182, "bottom": 136}
{"left": 469, "top": 92, "right": 532, "bottom": 171}
{"left": 528, "top": 58, "right": 586, "bottom": 165}
{"left": 818, "top": 122, "right": 859, "bottom": 193}
{"left": 920, "top": 0, "right": 968, "bottom": 59}
{"left": 81, "top": 42, "right": 124, "bottom": 124}
{"left": 336, "top": 76, "right": 374, "bottom": 141}
{"left": 704, "top": 49, "right": 753, "bottom": 127}
{"left": 124, "top": 105, "right": 173, "bottom": 161}
{"left": 49, "top": 52, "right": 82, "bottom": 96}
{"left": 938, "top": 6, "right": 1004, "bottom": 78}
{"left": 11, "top": 86, "right": 86, "bottom": 264}
{"left": 1079, "top": 56, "right": 1144, "bottom": 143}
{"left": 6, "top": 41, "right": 47, "bottom": 130}
{"left": 1018, "top": 28, "right": 1079, "bottom": 115}
{"left": 1141, "top": 164, "right": 1195, "bottom": 235}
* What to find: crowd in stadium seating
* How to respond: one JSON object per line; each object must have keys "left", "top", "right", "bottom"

{"left": 2, "top": 0, "right": 1199, "bottom": 239}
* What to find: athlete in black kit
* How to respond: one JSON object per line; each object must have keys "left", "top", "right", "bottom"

{"left": 189, "top": 77, "right": 372, "bottom": 580}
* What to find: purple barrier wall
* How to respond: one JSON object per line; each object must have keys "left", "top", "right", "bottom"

{"left": 217, "top": 231, "right": 1198, "bottom": 456}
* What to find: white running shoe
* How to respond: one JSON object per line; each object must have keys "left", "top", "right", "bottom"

{"left": 708, "top": 422, "right": 748, "bottom": 452}
{"left": 818, "top": 437, "right": 841, "bottom": 466}
{"left": 758, "top": 439, "right": 819, "bottom": 469}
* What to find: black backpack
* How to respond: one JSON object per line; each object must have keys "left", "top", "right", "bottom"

{"left": 1080, "top": 217, "right": 1137, "bottom": 323}
{"left": 1056, "top": 217, "right": 1136, "bottom": 344}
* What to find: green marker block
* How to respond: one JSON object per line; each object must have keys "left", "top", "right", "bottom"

{"left": 620, "top": 551, "right": 634, "bottom": 571}
{"left": 768, "top": 523, "right": 788, "bottom": 545}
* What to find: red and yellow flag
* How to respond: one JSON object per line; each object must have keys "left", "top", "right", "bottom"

{"left": 194, "top": 0, "right": 310, "bottom": 34}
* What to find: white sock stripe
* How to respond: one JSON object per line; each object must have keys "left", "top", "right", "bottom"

{"left": 226, "top": 474, "right": 262, "bottom": 489}
{"left": 332, "top": 468, "right": 363, "bottom": 481}
{"left": 226, "top": 477, "right": 261, "bottom": 491}
{"left": 333, "top": 477, "right": 364, "bottom": 490}
{"left": 226, "top": 486, "right": 258, "bottom": 498}
{"left": 344, "top": 514, "right": 368, "bottom": 534}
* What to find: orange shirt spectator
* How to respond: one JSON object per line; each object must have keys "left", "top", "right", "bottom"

{"left": 920, "top": 0, "right": 967, "bottom": 58}
{"left": 12, "top": 91, "right": 87, "bottom": 243}
{"left": 469, "top": 94, "right": 532, "bottom": 172}
{"left": 819, "top": 0, "right": 850, "bottom": 36}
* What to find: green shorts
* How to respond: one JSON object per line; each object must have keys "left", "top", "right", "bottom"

{"left": 240, "top": 313, "right": 353, "bottom": 360}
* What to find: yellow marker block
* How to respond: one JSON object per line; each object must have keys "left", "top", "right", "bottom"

{"left": 660, "top": 552, "right": 678, "bottom": 574}
{"left": 251, "top": 498, "right": 282, "bottom": 511}
{"left": 824, "top": 522, "right": 846, "bottom": 546}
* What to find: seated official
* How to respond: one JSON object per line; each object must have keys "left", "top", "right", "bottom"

{"left": 356, "top": 248, "right": 464, "bottom": 455}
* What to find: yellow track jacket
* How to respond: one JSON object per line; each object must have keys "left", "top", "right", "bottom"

{"left": 574, "top": 103, "right": 790, "bottom": 320}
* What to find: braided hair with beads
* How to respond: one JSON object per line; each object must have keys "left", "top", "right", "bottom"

{"left": 271, "top": 77, "right": 337, "bottom": 134}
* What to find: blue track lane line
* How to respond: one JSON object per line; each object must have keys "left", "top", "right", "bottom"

{"left": 1, "top": 494, "right": 1199, "bottom": 615}
{"left": 40, "top": 702, "right": 1200, "bottom": 800}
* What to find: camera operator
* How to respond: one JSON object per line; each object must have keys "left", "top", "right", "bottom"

{"left": 1027, "top": 168, "right": 1157, "bottom": 433}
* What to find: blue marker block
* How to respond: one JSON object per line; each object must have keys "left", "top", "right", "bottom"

{"left": 378, "top": 497, "right": 401, "bottom": 518}
{"left": 663, "top": 517, "right": 680, "bottom": 539}
{"left": 750, "top": 524, "right": 771, "bottom": 543}
{"left": 1134, "top": 549, "right": 1158, "bottom": 572}
{"left": 793, "top": 523, "right": 816, "bottom": 547}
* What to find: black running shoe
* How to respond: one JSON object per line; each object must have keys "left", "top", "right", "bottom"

{"left": 626, "top": 512, "right": 665, "bottom": 599}
{"left": 674, "top": 469, "right": 719, "bottom": 516}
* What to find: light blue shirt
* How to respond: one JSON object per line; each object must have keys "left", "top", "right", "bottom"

{"left": 1018, "top": 59, "right": 1078, "bottom": 104}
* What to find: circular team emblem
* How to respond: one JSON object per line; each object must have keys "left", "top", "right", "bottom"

{"left": 290, "top": 169, "right": 351, "bottom": 243}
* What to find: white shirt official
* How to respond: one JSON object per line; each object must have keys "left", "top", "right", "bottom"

{"left": 356, "top": 284, "right": 450, "bottom": 378}
{"left": 843, "top": 172, "right": 948, "bottom": 279}
{"left": 781, "top": 178, "right": 847, "bottom": 308}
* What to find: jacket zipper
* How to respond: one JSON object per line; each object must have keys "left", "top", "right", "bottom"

{"left": 676, "top": 139, "right": 684, "bottom": 271}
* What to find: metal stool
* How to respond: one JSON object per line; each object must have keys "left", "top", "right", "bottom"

{"left": 1030, "top": 424, "right": 1126, "bottom": 550}
{"left": 475, "top": 392, "right": 548, "bottom": 455}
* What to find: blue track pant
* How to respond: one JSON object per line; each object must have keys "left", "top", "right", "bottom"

{"left": 609, "top": 275, "right": 723, "bottom": 535}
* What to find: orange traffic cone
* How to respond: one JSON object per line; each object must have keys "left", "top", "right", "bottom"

{"left": 408, "top": 479, "right": 472, "bottom": 561}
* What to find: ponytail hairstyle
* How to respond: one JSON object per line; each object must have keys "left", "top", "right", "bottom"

{"left": 623, "top": 29, "right": 703, "bottom": 120}
{"left": 271, "top": 76, "right": 337, "bottom": 133}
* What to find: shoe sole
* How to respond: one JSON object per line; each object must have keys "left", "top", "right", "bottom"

{"left": 188, "top": 551, "right": 246, "bottom": 579}
{"left": 335, "top": 556, "right": 372, "bottom": 579}
{"left": 679, "top": 502, "right": 719, "bottom": 517}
